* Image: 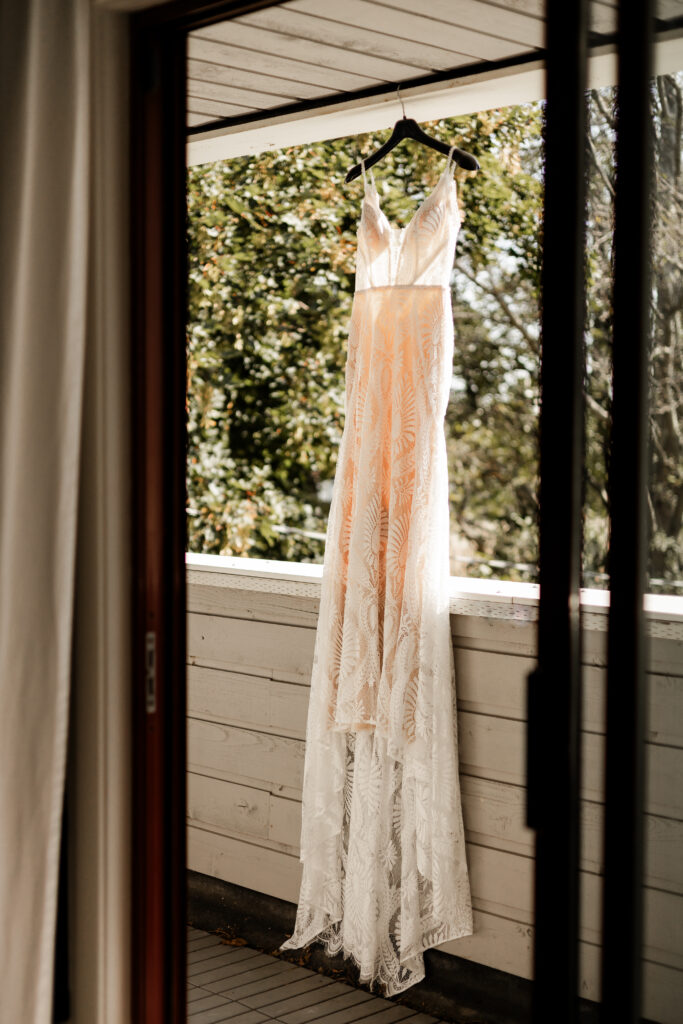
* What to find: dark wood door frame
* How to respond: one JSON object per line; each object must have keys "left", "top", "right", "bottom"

{"left": 129, "top": 5, "right": 289, "bottom": 1022}
{"left": 130, "top": 15, "right": 187, "bottom": 1024}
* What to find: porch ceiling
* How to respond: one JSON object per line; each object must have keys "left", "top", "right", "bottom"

{"left": 187, "top": 0, "right": 683, "bottom": 135}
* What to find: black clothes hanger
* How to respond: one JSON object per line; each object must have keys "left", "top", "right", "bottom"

{"left": 345, "top": 88, "right": 480, "bottom": 184}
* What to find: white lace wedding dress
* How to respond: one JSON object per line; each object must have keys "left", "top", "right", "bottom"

{"left": 281, "top": 147, "right": 473, "bottom": 996}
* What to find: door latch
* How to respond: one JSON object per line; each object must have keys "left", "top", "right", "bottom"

{"left": 145, "top": 631, "right": 157, "bottom": 714}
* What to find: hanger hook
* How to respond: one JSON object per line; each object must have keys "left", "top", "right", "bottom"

{"left": 396, "top": 84, "right": 407, "bottom": 120}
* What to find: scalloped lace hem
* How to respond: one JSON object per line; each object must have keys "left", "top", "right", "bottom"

{"left": 280, "top": 915, "right": 474, "bottom": 997}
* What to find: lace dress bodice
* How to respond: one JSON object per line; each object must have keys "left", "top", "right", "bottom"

{"left": 356, "top": 156, "right": 461, "bottom": 291}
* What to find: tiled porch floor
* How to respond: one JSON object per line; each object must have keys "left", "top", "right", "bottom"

{"left": 187, "top": 928, "right": 448, "bottom": 1024}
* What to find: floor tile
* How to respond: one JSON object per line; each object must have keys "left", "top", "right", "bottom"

{"left": 336, "top": 1007, "right": 414, "bottom": 1023}
{"left": 201, "top": 954, "right": 286, "bottom": 991}
{"left": 238, "top": 972, "right": 335, "bottom": 1010}
{"left": 312, "top": 997, "right": 412, "bottom": 1023}
{"left": 279, "top": 988, "right": 374, "bottom": 1024}
{"left": 218, "top": 961, "right": 300, "bottom": 998}
{"left": 185, "top": 932, "right": 450, "bottom": 1024}
{"left": 188, "top": 987, "right": 215, "bottom": 1004}
{"left": 189, "top": 944, "right": 240, "bottom": 966}
{"left": 190, "top": 949, "right": 263, "bottom": 984}
{"left": 258, "top": 979, "right": 356, "bottom": 1018}
{"left": 189, "top": 935, "right": 224, "bottom": 952}
{"left": 189, "top": 1004, "right": 269, "bottom": 1024}
{"left": 187, "top": 993, "right": 234, "bottom": 1015}
{"left": 310, "top": 997, "right": 403, "bottom": 1023}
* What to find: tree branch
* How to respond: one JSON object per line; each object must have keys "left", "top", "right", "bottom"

{"left": 455, "top": 261, "right": 539, "bottom": 349}
{"left": 584, "top": 390, "right": 610, "bottom": 421}
{"left": 592, "top": 90, "right": 616, "bottom": 130}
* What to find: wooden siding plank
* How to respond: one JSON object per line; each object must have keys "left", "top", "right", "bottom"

{"left": 658, "top": 0, "right": 683, "bottom": 19}
{"left": 187, "top": 59, "right": 329, "bottom": 102}
{"left": 187, "top": 709, "right": 683, "bottom": 821}
{"left": 643, "top": 960, "right": 683, "bottom": 1024}
{"left": 188, "top": 771, "right": 683, "bottom": 895}
{"left": 187, "top": 113, "right": 214, "bottom": 128}
{"left": 187, "top": 827, "right": 681, "bottom": 971}
{"left": 285, "top": 0, "right": 527, "bottom": 62}
{"left": 195, "top": 19, "right": 427, "bottom": 82}
{"left": 187, "top": 577, "right": 320, "bottom": 626}
{"left": 188, "top": 79, "right": 303, "bottom": 110}
{"left": 431, "top": 0, "right": 617, "bottom": 35}
{"left": 379, "top": 0, "right": 544, "bottom": 48}
{"left": 188, "top": 773, "right": 271, "bottom": 843}
{"left": 188, "top": 772, "right": 301, "bottom": 853}
{"left": 188, "top": 36, "right": 376, "bottom": 93}
{"left": 188, "top": 720, "right": 304, "bottom": 800}
{"left": 187, "top": 614, "right": 314, "bottom": 684}
{"left": 467, "top": 845, "right": 683, "bottom": 971}
{"left": 186, "top": 577, "right": 682, "bottom": 671}
{"left": 188, "top": 665, "right": 309, "bottom": 739}
{"left": 187, "top": 611, "right": 683, "bottom": 733}
{"left": 188, "top": 103, "right": 255, "bottom": 119}
{"left": 186, "top": 96, "right": 264, "bottom": 119}
{"left": 458, "top": 711, "right": 683, "bottom": 819}
{"left": 237, "top": 7, "right": 476, "bottom": 74}
{"left": 188, "top": 826, "right": 302, "bottom": 902}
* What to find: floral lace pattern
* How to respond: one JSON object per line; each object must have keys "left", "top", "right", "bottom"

{"left": 281, "top": 148, "right": 473, "bottom": 995}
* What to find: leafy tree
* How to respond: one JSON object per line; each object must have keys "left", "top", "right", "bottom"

{"left": 186, "top": 81, "right": 682, "bottom": 593}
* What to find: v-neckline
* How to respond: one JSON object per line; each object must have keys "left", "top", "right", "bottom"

{"left": 363, "top": 167, "right": 455, "bottom": 234}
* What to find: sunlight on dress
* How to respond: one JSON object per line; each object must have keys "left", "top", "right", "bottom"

{"left": 281, "top": 147, "right": 473, "bottom": 996}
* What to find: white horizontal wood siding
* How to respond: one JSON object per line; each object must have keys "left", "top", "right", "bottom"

{"left": 186, "top": 560, "right": 683, "bottom": 1024}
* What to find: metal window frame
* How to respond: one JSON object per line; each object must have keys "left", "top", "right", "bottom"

{"left": 526, "top": 3, "right": 588, "bottom": 1022}
{"left": 528, "top": 2, "right": 655, "bottom": 1022}
{"left": 602, "top": 1, "right": 654, "bottom": 1020}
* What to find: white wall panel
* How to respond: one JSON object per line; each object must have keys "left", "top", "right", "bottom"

{"left": 186, "top": 565, "right": 683, "bottom": 1023}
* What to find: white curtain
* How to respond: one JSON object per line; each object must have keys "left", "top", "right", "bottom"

{"left": 0, "top": 1, "right": 127, "bottom": 1020}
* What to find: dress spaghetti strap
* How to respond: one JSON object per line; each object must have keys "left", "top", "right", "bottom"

{"left": 360, "top": 157, "right": 375, "bottom": 191}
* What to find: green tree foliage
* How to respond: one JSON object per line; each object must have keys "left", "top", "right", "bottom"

{"left": 186, "top": 106, "right": 543, "bottom": 569}
{"left": 187, "top": 82, "right": 683, "bottom": 592}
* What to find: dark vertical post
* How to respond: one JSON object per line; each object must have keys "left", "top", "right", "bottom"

{"left": 527, "top": 2, "right": 588, "bottom": 1021}
{"left": 130, "top": 17, "right": 187, "bottom": 1024}
{"left": 601, "top": 1, "right": 654, "bottom": 1020}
